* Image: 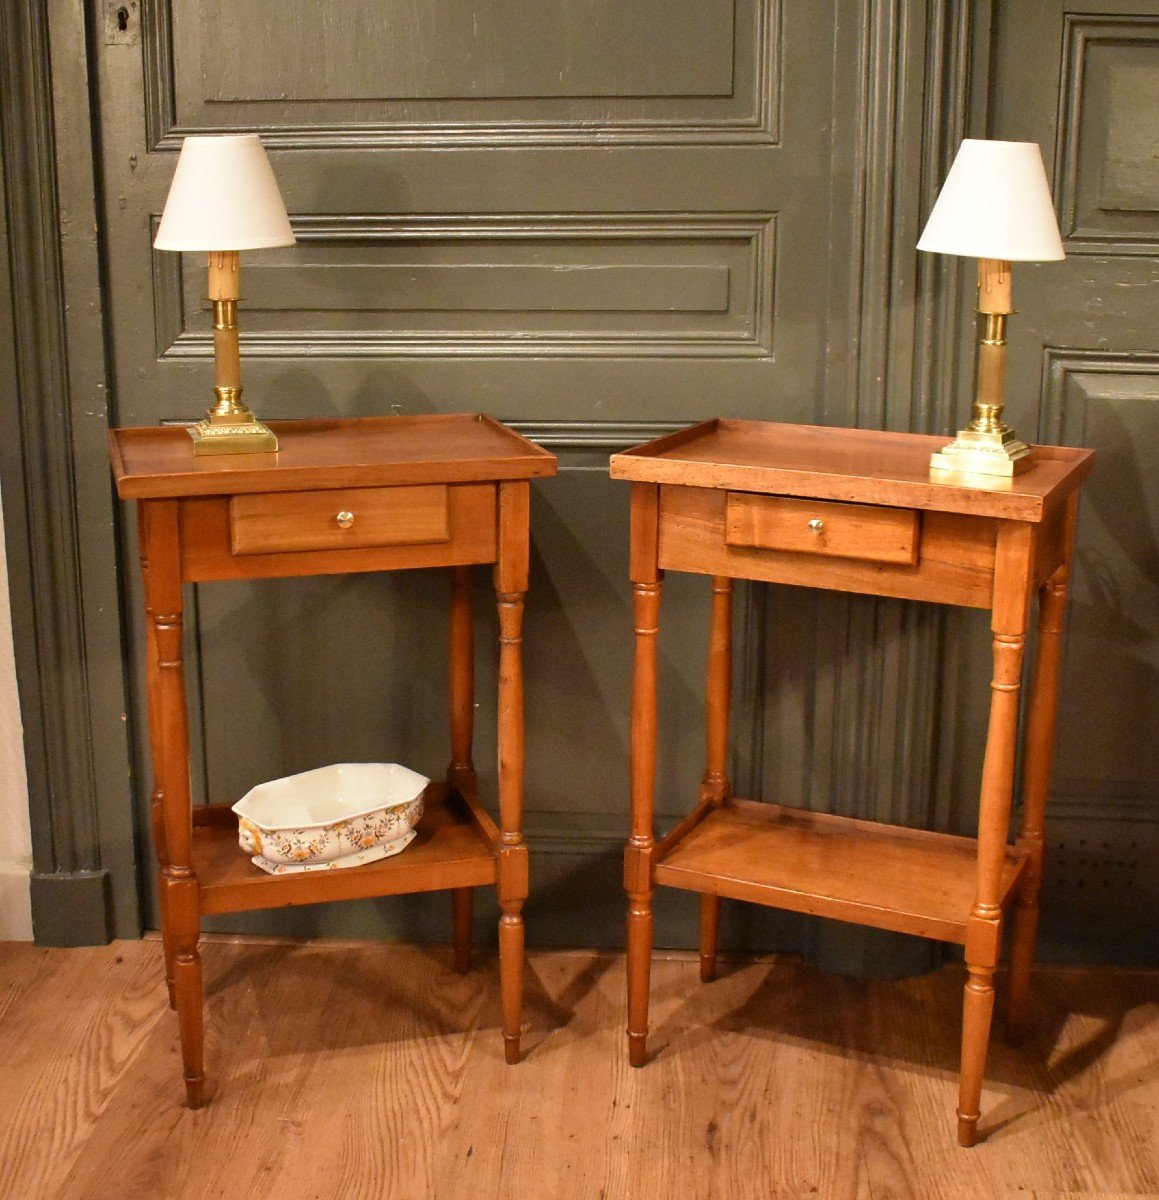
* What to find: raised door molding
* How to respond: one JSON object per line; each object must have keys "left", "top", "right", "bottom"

{"left": 1035, "top": 349, "right": 1159, "bottom": 960}
{"left": 1039, "top": 349, "right": 1159, "bottom": 824}
{"left": 153, "top": 214, "right": 778, "bottom": 360}
{"left": 145, "top": 0, "right": 781, "bottom": 148}
{"left": 1055, "top": 15, "right": 1159, "bottom": 255}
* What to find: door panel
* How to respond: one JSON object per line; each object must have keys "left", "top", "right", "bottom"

{"left": 155, "top": 215, "right": 776, "bottom": 356}
{"left": 97, "top": 0, "right": 859, "bottom": 943}
{"left": 191, "top": 0, "right": 738, "bottom": 109}
{"left": 986, "top": 0, "right": 1159, "bottom": 961}
{"left": 105, "top": 1, "right": 842, "bottom": 426}
{"left": 164, "top": 0, "right": 770, "bottom": 143}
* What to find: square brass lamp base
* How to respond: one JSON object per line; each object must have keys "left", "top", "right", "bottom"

{"left": 187, "top": 417, "right": 278, "bottom": 456}
{"left": 929, "top": 427, "right": 1032, "bottom": 478}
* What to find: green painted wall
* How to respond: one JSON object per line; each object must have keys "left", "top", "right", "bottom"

{"left": 1, "top": 0, "right": 1155, "bottom": 966}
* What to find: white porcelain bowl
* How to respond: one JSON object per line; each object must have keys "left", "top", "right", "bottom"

{"left": 232, "top": 762, "right": 428, "bottom": 869}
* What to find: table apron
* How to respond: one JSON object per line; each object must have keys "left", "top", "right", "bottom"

{"left": 172, "top": 482, "right": 499, "bottom": 583}
{"left": 657, "top": 484, "right": 1001, "bottom": 609}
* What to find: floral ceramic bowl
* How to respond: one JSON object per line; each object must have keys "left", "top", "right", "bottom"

{"left": 232, "top": 763, "right": 428, "bottom": 871}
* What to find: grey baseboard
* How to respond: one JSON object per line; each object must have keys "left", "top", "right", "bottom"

{"left": 30, "top": 869, "right": 113, "bottom": 947}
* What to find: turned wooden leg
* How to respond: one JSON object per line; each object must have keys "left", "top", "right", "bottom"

{"left": 495, "top": 597, "right": 528, "bottom": 1063}
{"left": 1008, "top": 517, "right": 1074, "bottom": 1032}
{"left": 1006, "top": 897, "right": 1039, "bottom": 1037}
{"left": 700, "top": 577, "right": 733, "bottom": 807}
{"left": 699, "top": 893, "right": 721, "bottom": 983}
{"left": 144, "top": 500, "right": 204, "bottom": 1106}
{"left": 958, "top": 619, "right": 1026, "bottom": 1147}
{"left": 626, "top": 485, "right": 662, "bottom": 1067}
{"left": 447, "top": 565, "right": 477, "bottom": 798}
{"left": 625, "top": 569, "right": 660, "bottom": 1065}
{"left": 696, "top": 576, "right": 732, "bottom": 985}
{"left": 168, "top": 876, "right": 205, "bottom": 1108}
{"left": 141, "top": 512, "right": 177, "bottom": 1010}
{"left": 156, "top": 864, "right": 176, "bottom": 1010}
{"left": 499, "top": 895, "right": 524, "bottom": 1064}
{"left": 452, "top": 887, "right": 473, "bottom": 974}
{"left": 150, "top": 782, "right": 177, "bottom": 1007}
{"left": 626, "top": 886, "right": 653, "bottom": 1067}
{"left": 447, "top": 566, "right": 477, "bottom": 976}
{"left": 958, "top": 960, "right": 996, "bottom": 1147}
{"left": 495, "top": 483, "right": 529, "bottom": 1065}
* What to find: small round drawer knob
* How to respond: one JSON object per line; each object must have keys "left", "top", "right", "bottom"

{"left": 336, "top": 510, "right": 355, "bottom": 529}
{"left": 808, "top": 518, "right": 825, "bottom": 533}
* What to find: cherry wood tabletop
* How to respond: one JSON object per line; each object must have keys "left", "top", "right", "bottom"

{"left": 610, "top": 418, "right": 1093, "bottom": 523}
{"left": 110, "top": 413, "right": 557, "bottom": 499}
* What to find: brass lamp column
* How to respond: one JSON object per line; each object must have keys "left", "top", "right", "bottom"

{"left": 930, "top": 257, "right": 1029, "bottom": 476}
{"left": 196, "top": 251, "right": 276, "bottom": 453}
{"left": 154, "top": 134, "right": 295, "bottom": 455}
{"left": 918, "top": 139, "right": 1065, "bottom": 480}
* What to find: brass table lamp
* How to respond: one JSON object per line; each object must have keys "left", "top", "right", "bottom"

{"left": 918, "top": 139, "right": 1065, "bottom": 478}
{"left": 154, "top": 134, "right": 295, "bottom": 454}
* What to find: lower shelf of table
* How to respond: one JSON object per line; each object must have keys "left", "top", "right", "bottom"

{"left": 653, "top": 798, "right": 1028, "bottom": 944}
{"left": 190, "top": 783, "right": 499, "bottom": 916}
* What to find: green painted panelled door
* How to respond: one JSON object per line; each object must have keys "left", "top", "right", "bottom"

{"left": 84, "top": 0, "right": 1159, "bottom": 963}
{"left": 94, "top": 0, "right": 875, "bottom": 946}
{"left": 985, "top": 0, "right": 1159, "bottom": 962}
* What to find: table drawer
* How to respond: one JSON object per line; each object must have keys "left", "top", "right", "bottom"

{"left": 230, "top": 484, "right": 450, "bottom": 555}
{"left": 725, "top": 492, "right": 920, "bottom": 565}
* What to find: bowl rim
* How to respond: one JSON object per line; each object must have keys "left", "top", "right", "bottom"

{"left": 230, "top": 762, "right": 429, "bottom": 832}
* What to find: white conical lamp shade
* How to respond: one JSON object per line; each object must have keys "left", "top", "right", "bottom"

{"left": 917, "top": 139, "right": 1064, "bottom": 262}
{"left": 154, "top": 134, "right": 295, "bottom": 251}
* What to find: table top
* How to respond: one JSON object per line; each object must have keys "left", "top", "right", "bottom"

{"left": 609, "top": 419, "right": 1094, "bottom": 523}
{"left": 110, "top": 413, "right": 557, "bottom": 499}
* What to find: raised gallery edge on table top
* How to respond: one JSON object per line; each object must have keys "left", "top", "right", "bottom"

{"left": 110, "top": 413, "right": 557, "bottom": 499}
{"left": 610, "top": 419, "right": 1093, "bottom": 523}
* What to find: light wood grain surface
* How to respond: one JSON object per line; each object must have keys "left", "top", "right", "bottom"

{"left": 0, "top": 939, "right": 1154, "bottom": 1199}
{"left": 653, "top": 798, "right": 1027, "bottom": 942}
{"left": 111, "top": 413, "right": 557, "bottom": 499}
{"left": 609, "top": 419, "right": 1093, "bottom": 523}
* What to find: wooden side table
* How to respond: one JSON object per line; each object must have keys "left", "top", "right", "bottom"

{"left": 610, "top": 419, "right": 1093, "bottom": 1146}
{"left": 110, "top": 413, "right": 556, "bottom": 1105}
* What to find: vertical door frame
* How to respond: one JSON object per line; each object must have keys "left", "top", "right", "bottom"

{"left": 0, "top": 0, "right": 140, "bottom": 944}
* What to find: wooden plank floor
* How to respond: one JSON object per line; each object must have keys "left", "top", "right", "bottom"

{"left": 0, "top": 938, "right": 1155, "bottom": 1199}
